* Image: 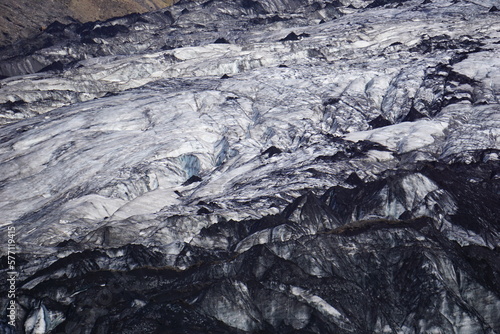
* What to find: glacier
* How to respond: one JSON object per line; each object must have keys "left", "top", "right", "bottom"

{"left": 0, "top": 0, "right": 500, "bottom": 333}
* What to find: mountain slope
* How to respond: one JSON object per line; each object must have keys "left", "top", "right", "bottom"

{"left": 0, "top": 0, "right": 178, "bottom": 47}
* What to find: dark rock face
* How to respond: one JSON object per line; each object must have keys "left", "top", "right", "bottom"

{"left": 0, "top": 0, "right": 500, "bottom": 333}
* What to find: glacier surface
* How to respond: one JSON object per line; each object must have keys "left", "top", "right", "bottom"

{"left": 0, "top": 0, "right": 500, "bottom": 333}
